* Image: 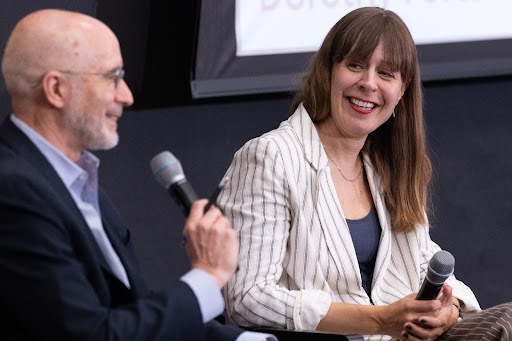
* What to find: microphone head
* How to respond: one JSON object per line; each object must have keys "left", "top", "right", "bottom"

{"left": 426, "top": 250, "right": 455, "bottom": 285}
{"left": 150, "top": 151, "right": 186, "bottom": 189}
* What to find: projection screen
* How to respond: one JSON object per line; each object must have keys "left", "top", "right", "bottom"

{"left": 191, "top": 0, "right": 512, "bottom": 98}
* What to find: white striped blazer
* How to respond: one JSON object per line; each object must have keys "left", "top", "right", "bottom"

{"left": 218, "top": 104, "right": 480, "bottom": 340}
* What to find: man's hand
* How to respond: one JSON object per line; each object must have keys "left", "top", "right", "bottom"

{"left": 183, "top": 199, "right": 238, "bottom": 288}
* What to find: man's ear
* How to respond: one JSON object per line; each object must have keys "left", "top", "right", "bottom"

{"left": 41, "top": 71, "right": 69, "bottom": 109}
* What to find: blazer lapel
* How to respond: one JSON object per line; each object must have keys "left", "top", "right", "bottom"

{"left": 290, "top": 106, "right": 367, "bottom": 301}
{"left": 363, "top": 156, "right": 421, "bottom": 304}
{"left": 99, "top": 189, "right": 146, "bottom": 295}
{"left": 315, "top": 165, "right": 368, "bottom": 300}
{"left": 0, "top": 117, "right": 117, "bottom": 279}
{"left": 362, "top": 156, "right": 393, "bottom": 301}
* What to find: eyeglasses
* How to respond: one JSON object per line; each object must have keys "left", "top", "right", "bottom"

{"left": 59, "top": 68, "right": 125, "bottom": 88}
{"left": 31, "top": 68, "right": 125, "bottom": 88}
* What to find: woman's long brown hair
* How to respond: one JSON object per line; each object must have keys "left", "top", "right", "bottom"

{"left": 292, "top": 7, "right": 432, "bottom": 233}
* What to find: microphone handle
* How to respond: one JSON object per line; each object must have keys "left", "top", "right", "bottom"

{"left": 169, "top": 180, "right": 200, "bottom": 216}
{"left": 416, "top": 279, "right": 443, "bottom": 300}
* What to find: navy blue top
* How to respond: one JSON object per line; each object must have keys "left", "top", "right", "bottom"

{"left": 346, "top": 204, "right": 381, "bottom": 296}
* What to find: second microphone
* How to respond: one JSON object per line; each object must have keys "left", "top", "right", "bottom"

{"left": 150, "top": 151, "right": 199, "bottom": 217}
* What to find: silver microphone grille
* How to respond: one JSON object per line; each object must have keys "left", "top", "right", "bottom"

{"left": 150, "top": 151, "right": 186, "bottom": 189}
{"left": 427, "top": 250, "right": 455, "bottom": 285}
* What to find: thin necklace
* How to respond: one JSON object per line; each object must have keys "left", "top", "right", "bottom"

{"left": 326, "top": 153, "right": 363, "bottom": 182}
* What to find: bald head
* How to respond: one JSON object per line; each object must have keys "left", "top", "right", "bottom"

{"left": 2, "top": 9, "right": 120, "bottom": 99}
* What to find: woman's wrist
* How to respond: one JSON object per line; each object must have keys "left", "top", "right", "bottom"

{"left": 371, "top": 304, "right": 396, "bottom": 336}
{"left": 452, "top": 302, "right": 463, "bottom": 322}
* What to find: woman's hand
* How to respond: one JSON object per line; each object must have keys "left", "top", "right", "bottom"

{"left": 317, "top": 286, "right": 459, "bottom": 338}
{"left": 377, "top": 293, "right": 443, "bottom": 338}
{"left": 398, "top": 284, "right": 459, "bottom": 341}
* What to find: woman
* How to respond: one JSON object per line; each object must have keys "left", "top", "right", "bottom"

{"left": 218, "top": 7, "right": 509, "bottom": 341}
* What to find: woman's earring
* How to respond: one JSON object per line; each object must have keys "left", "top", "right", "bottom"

{"left": 392, "top": 110, "right": 396, "bottom": 118}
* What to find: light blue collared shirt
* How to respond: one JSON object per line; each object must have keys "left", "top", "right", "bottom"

{"left": 11, "top": 114, "right": 276, "bottom": 341}
{"left": 11, "top": 114, "right": 131, "bottom": 288}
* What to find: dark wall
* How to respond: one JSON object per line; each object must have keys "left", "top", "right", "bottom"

{"left": 424, "top": 76, "right": 512, "bottom": 309}
{"left": 1, "top": 0, "right": 511, "bottom": 312}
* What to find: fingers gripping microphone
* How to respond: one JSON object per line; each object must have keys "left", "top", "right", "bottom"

{"left": 150, "top": 151, "right": 199, "bottom": 216}
{"left": 416, "top": 250, "right": 455, "bottom": 300}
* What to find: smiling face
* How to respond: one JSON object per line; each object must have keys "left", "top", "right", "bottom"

{"left": 60, "top": 17, "right": 134, "bottom": 153}
{"left": 2, "top": 10, "right": 135, "bottom": 160}
{"left": 64, "top": 76, "right": 127, "bottom": 151}
{"left": 63, "top": 63, "right": 133, "bottom": 152}
{"left": 326, "top": 40, "right": 405, "bottom": 140}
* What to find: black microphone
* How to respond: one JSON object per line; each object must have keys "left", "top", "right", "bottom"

{"left": 416, "top": 250, "right": 455, "bottom": 300}
{"left": 150, "top": 151, "right": 199, "bottom": 216}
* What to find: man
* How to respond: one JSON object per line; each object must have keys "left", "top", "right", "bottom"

{"left": 0, "top": 9, "right": 275, "bottom": 341}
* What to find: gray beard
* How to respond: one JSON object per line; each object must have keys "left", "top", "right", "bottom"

{"left": 65, "top": 111, "right": 119, "bottom": 151}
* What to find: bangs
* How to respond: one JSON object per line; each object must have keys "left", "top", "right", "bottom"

{"left": 331, "top": 9, "right": 416, "bottom": 84}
